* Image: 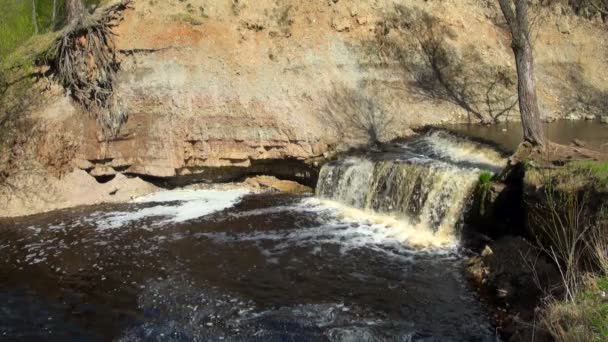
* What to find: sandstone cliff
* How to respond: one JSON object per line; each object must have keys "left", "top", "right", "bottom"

{"left": 1, "top": 0, "right": 607, "bottom": 216}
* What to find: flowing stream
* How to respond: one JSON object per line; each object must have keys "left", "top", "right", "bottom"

{"left": 0, "top": 131, "right": 506, "bottom": 341}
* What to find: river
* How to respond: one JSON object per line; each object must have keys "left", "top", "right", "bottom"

{"left": 442, "top": 119, "right": 608, "bottom": 152}
{"left": 0, "top": 131, "right": 506, "bottom": 341}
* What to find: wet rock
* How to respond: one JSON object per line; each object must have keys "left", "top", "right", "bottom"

{"left": 571, "top": 139, "right": 586, "bottom": 147}
{"left": 543, "top": 116, "right": 558, "bottom": 123}
{"left": 467, "top": 177, "right": 527, "bottom": 238}
{"left": 480, "top": 245, "right": 493, "bottom": 257}
{"left": 89, "top": 166, "right": 117, "bottom": 177}
{"left": 125, "top": 165, "right": 177, "bottom": 178}
{"left": 466, "top": 236, "right": 560, "bottom": 342}
{"left": 601, "top": 116, "right": 608, "bottom": 124}
{"left": 584, "top": 114, "right": 597, "bottom": 120}
{"left": 109, "top": 158, "right": 132, "bottom": 169}
{"left": 74, "top": 159, "right": 95, "bottom": 171}
{"left": 244, "top": 175, "right": 312, "bottom": 193}
{"left": 565, "top": 113, "right": 581, "bottom": 120}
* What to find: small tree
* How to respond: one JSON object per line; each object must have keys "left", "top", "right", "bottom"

{"left": 52, "top": 0, "right": 58, "bottom": 27}
{"left": 67, "top": 0, "right": 86, "bottom": 24}
{"left": 498, "top": 0, "right": 546, "bottom": 148}
{"left": 31, "top": 0, "right": 39, "bottom": 34}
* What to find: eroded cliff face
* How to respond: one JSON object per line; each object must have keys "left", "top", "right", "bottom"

{"left": 1, "top": 0, "right": 607, "bottom": 216}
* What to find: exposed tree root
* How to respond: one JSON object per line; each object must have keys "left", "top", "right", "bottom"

{"left": 511, "top": 141, "right": 608, "bottom": 167}
{"left": 45, "top": 0, "right": 132, "bottom": 138}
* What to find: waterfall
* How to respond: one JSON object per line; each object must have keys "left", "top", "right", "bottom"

{"left": 315, "top": 131, "right": 506, "bottom": 245}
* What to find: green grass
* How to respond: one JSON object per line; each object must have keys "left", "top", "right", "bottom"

{"left": 546, "top": 276, "right": 608, "bottom": 341}
{"left": 525, "top": 160, "right": 608, "bottom": 194}
{"left": 0, "top": 0, "right": 101, "bottom": 59}
{"left": 581, "top": 276, "right": 608, "bottom": 339}
{"left": 0, "top": 1, "right": 32, "bottom": 58}
{"left": 2, "top": 31, "right": 61, "bottom": 72}
{"left": 479, "top": 170, "right": 493, "bottom": 185}
{"left": 477, "top": 170, "right": 493, "bottom": 215}
{"left": 568, "top": 161, "right": 608, "bottom": 183}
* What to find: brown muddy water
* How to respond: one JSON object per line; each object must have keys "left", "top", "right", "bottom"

{"left": 441, "top": 120, "right": 608, "bottom": 152}
{"left": 0, "top": 132, "right": 503, "bottom": 341}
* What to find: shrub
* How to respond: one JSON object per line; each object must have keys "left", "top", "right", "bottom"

{"left": 526, "top": 165, "right": 608, "bottom": 300}
{"left": 527, "top": 163, "right": 608, "bottom": 340}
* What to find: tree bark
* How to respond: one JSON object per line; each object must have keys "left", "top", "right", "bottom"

{"left": 498, "top": 0, "right": 546, "bottom": 147}
{"left": 52, "top": 0, "right": 57, "bottom": 27}
{"left": 67, "top": 0, "right": 86, "bottom": 24}
{"left": 32, "top": 0, "right": 38, "bottom": 34}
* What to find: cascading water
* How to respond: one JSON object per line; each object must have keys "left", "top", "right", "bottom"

{"left": 316, "top": 130, "right": 506, "bottom": 246}
{"left": 0, "top": 130, "right": 505, "bottom": 341}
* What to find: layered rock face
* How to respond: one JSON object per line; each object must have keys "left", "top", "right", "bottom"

{"left": 1, "top": 0, "right": 608, "bottom": 216}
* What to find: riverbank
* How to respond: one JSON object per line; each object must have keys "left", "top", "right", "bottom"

{"left": 0, "top": 171, "right": 312, "bottom": 218}
{"left": 465, "top": 156, "right": 608, "bottom": 341}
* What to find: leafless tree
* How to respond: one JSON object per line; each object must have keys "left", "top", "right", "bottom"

{"left": 321, "top": 85, "right": 394, "bottom": 145}
{"left": 569, "top": 0, "right": 608, "bottom": 18}
{"left": 498, "top": 0, "right": 547, "bottom": 147}
{"left": 373, "top": 6, "right": 518, "bottom": 124}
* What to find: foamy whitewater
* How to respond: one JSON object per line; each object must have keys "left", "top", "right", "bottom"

{"left": 196, "top": 197, "right": 455, "bottom": 262}
{"left": 90, "top": 189, "right": 249, "bottom": 231}
{"left": 316, "top": 131, "right": 507, "bottom": 248}
{"left": 17, "top": 132, "right": 505, "bottom": 252}
{"left": 421, "top": 131, "right": 506, "bottom": 170}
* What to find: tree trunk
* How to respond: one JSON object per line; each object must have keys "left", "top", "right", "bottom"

{"left": 498, "top": 0, "right": 546, "bottom": 147}
{"left": 67, "top": 0, "right": 86, "bottom": 24}
{"left": 32, "top": 0, "right": 38, "bottom": 34}
{"left": 514, "top": 38, "right": 546, "bottom": 147}
{"left": 52, "top": 0, "right": 57, "bottom": 27}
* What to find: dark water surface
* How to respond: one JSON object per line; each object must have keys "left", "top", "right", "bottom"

{"left": 442, "top": 120, "right": 608, "bottom": 152}
{"left": 0, "top": 192, "right": 496, "bottom": 341}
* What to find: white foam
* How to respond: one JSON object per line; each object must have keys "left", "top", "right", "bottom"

{"left": 93, "top": 189, "right": 249, "bottom": 230}
{"left": 422, "top": 131, "right": 506, "bottom": 171}
{"left": 197, "top": 197, "right": 457, "bottom": 261}
{"left": 305, "top": 198, "right": 459, "bottom": 249}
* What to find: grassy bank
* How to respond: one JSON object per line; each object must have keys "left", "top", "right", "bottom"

{"left": 544, "top": 276, "right": 608, "bottom": 341}
{"left": 0, "top": 0, "right": 101, "bottom": 58}
{"left": 525, "top": 160, "right": 608, "bottom": 341}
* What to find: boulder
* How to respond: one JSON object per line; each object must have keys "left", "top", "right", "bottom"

{"left": 244, "top": 175, "right": 312, "bottom": 193}
{"left": 89, "top": 166, "right": 117, "bottom": 177}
